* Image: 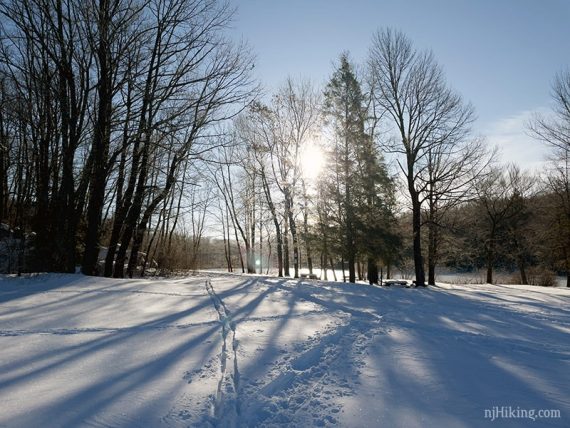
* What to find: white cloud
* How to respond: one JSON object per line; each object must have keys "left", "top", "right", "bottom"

{"left": 484, "top": 108, "right": 553, "bottom": 173}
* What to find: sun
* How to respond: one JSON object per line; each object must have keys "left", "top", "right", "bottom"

{"left": 300, "top": 141, "right": 325, "bottom": 183}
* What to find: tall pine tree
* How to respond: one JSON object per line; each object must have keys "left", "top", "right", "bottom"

{"left": 322, "top": 53, "right": 398, "bottom": 283}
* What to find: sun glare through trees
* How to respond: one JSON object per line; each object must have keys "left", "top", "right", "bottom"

{"left": 0, "top": 0, "right": 567, "bottom": 284}
{"left": 1, "top": 1, "right": 570, "bottom": 428}
{"left": 300, "top": 141, "right": 326, "bottom": 184}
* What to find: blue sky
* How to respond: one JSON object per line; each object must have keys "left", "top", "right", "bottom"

{"left": 228, "top": 0, "right": 570, "bottom": 170}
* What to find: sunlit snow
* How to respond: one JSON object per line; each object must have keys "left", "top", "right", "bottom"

{"left": 0, "top": 274, "right": 569, "bottom": 427}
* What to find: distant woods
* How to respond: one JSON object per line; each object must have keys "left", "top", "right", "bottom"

{"left": 0, "top": 8, "right": 568, "bottom": 287}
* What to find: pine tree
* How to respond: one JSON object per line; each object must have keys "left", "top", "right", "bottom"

{"left": 354, "top": 137, "right": 400, "bottom": 284}
{"left": 323, "top": 53, "right": 398, "bottom": 283}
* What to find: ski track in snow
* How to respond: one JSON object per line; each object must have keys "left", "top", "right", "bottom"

{"left": 205, "top": 278, "right": 241, "bottom": 427}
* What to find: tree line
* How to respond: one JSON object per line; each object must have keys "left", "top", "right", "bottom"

{"left": 210, "top": 30, "right": 490, "bottom": 287}
{"left": 0, "top": 2, "right": 568, "bottom": 287}
{"left": 207, "top": 29, "right": 569, "bottom": 287}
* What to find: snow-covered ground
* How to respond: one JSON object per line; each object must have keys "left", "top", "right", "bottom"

{"left": 0, "top": 273, "right": 569, "bottom": 427}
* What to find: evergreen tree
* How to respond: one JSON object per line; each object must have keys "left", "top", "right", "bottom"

{"left": 322, "top": 53, "right": 398, "bottom": 283}
{"left": 354, "top": 137, "right": 400, "bottom": 284}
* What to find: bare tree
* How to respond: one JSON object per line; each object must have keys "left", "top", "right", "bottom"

{"left": 421, "top": 138, "right": 495, "bottom": 284}
{"left": 82, "top": 0, "right": 147, "bottom": 275}
{"left": 209, "top": 141, "right": 255, "bottom": 273}
{"left": 528, "top": 70, "right": 570, "bottom": 286}
{"left": 235, "top": 104, "right": 284, "bottom": 276}
{"left": 270, "top": 78, "right": 320, "bottom": 278}
{"left": 103, "top": 0, "right": 256, "bottom": 278}
{"left": 0, "top": 0, "right": 96, "bottom": 271}
{"left": 368, "top": 28, "right": 474, "bottom": 286}
{"left": 542, "top": 157, "right": 570, "bottom": 286}
{"left": 529, "top": 70, "right": 570, "bottom": 153}
{"left": 475, "top": 165, "right": 534, "bottom": 284}
{"left": 231, "top": 80, "right": 320, "bottom": 278}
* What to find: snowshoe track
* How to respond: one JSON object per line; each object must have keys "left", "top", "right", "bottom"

{"left": 242, "top": 310, "right": 385, "bottom": 427}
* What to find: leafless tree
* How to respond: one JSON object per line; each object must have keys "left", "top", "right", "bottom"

{"left": 529, "top": 70, "right": 570, "bottom": 154}
{"left": 214, "top": 154, "right": 241, "bottom": 271}
{"left": 528, "top": 70, "right": 570, "bottom": 286}
{"left": 475, "top": 165, "right": 534, "bottom": 284}
{"left": 542, "top": 157, "right": 570, "bottom": 286}
{"left": 270, "top": 78, "right": 320, "bottom": 278}
{"left": 368, "top": 28, "right": 474, "bottom": 286}
{"left": 235, "top": 104, "right": 285, "bottom": 276}
{"left": 232, "top": 79, "right": 320, "bottom": 278}
{"left": 421, "top": 138, "right": 495, "bottom": 284}
{"left": 102, "top": 0, "right": 257, "bottom": 277}
{"left": 0, "top": 0, "right": 96, "bottom": 271}
{"left": 82, "top": 0, "right": 148, "bottom": 275}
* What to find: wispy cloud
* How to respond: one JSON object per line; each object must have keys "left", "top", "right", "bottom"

{"left": 484, "top": 108, "right": 552, "bottom": 172}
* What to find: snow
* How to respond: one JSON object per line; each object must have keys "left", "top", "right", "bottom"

{"left": 1, "top": 273, "right": 569, "bottom": 427}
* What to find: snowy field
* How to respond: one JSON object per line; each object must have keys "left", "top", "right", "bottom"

{"left": 0, "top": 273, "right": 569, "bottom": 427}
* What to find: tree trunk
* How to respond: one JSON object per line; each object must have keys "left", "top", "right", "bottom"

{"left": 53, "top": 0, "right": 79, "bottom": 273}
{"left": 248, "top": 181, "right": 256, "bottom": 274}
{"left": 0, "top": 100, "right": 8, "bottom": 221}
{"left": 82, "top": 0, "right": 112, "bottom": 276}
{"left": 427, "top": 220, "right": 437, "bottom": 286}
{"left": 411, "top": 191, "right": 426, "bottom": 286}
{"left": 290, "top": 221, "right": 299, "bottom": 278}
{"left": 519, "top": 260, "right": 528, "bottom": 285}
{"left": 285, "top": 191, "right": 299, "bottom": 278}
{"left": 235, "top": 227, "right": 245, "bottom": 273}
{"left": 260, "top": 171, "right": 282, "bottom": 276}
{"left": 222, "top": 211, "right": 230, "bottom": 271}
{"left": 245, "top": 241, "right": 254, "bottom": 274}
{"left": 367, "top": 257, "right": 379, "bottom": 285}
{"left": 259, "top": 210, "right": 263, "bottom": 274}
{"left": 302, "top": 183, "right": 313, "bottom": 275}
{"left": 275, "top": 225, "right": 283, "bottom": 277}
{"left": 113, "top": 143, "right": 151, "bottom": 278}
{"left": 141, "top": 212, "right": 161, "bottom": 277}
{"left": 126, "top": 153, "right": 180, "bottom": 278}
{"left": 265, "top": 231, "right": 271, "bottom": 274}
{"left": 486, "top": 227, "right": 496, "bottom": 284}
{"left": 226, "top": 206, "right": 233, "bottom": 272}
{"left": 330, "top": 257, "right": 337, "bottom": 281}
{"left": 104, "top": 108, "right": 145, "bottom": 276}
{"left": 284, "top": 218, "right": 290, "bottom": 277}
